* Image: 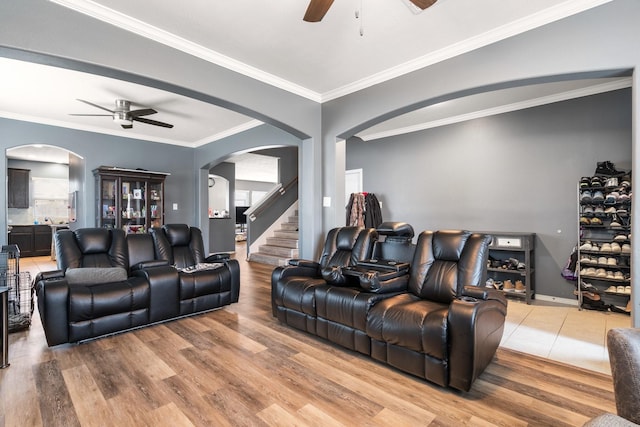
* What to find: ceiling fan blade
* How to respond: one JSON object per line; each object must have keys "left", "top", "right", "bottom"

{"left": 303, "top": 0, "right": 334, "bottom": 22}
{"left": 133, "top": 116, "right": 174, "bottom": 128}
{"left": 76, "top": 99, "right": 114, "bottom": 113}
{"left": 408, "top": 0, "right": 438, "bottom": 9}
{"left": 129, "top": 108, "right": 157, "bottom": 118}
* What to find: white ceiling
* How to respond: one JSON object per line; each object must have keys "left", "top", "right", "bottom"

{"left": 0, "top": 0, "right": 623, "bottom": 153}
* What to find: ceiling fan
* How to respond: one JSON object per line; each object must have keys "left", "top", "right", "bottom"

{"left": 70, "top": 99, "right": 174, "bottom": 129}
{"left": 303, "top": 0, "right": 437, "bottom": 22}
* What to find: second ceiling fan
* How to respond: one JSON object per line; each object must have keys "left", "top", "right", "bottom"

{"left": 303, "top": 0, "right": 437, "bottom": 22}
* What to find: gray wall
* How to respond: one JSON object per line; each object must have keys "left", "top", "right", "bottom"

{"left": 0, "top": 117, "right": 195, "bottom": 241}
{"left": 346, "top": 89, "right": 632, "bottom": 300}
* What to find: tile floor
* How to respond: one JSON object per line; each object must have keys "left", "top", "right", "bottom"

{"left": 19, "top": 256, "right": 632, "bottom": 375}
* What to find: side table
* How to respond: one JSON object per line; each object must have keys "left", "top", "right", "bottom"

{"left": 1, "top": 286, "right": 9, "bottom": 368}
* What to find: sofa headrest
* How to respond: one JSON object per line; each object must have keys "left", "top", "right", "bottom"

{"left": 163, "top": 224, "right": 191, "bottom": 246}
{"left": 74, "top": 228, "right": 112, "bottom": 254}
{"left": 376, "top": 222, "right": 414, "bottom": 241}
{"left": 335, "top": 227, "right": 361, "bottom": 250}
{"left": 431, "top": 230, "right": 471, "bottom": 261}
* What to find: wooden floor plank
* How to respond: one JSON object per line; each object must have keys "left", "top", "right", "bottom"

{"left": 3, "top": 248, "right": 618, "bottom": 426}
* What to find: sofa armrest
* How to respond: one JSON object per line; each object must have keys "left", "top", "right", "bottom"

{"left": 288, "top": 259, "right": 320, "bottom": 269}
{"left": 462, "top": 286, "right": 508, "bottom": 307}
{"left": 130, "top": 260, "right": 170, "bottom": 271}
{"left": 447, "top": 296, "right": 508, "bottom": 392}
{"left": 205, "top": 253, "right": 230, "bottom": 262}
{"left": 131, "top": 265, "right": 179, "bottom": 322}
{"left": 35, "top": 277, "right": 70, "bottom": 346}
{"left": 34, "top": 269, "right": 65, "bottom": 283}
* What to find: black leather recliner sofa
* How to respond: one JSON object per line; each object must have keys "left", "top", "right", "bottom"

{"left": 271, "top": 222, "right": 508, "bottom": 392}
{"left": 35, "top": 224, "right": 240, "bottom": 347}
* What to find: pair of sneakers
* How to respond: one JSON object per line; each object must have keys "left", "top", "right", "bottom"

{"left": 503, "top": 279, "right": 525, "bottom": 293}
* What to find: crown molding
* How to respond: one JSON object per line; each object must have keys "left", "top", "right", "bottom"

{"left": 193, "top": 120, "right": 264, "bottom": 147}
{"left": 50, "top": 0, "right": 611, "bottom": 104}
{"left": 360, "top": 77, "right": 631, "bottom": 141}
{"left": 48, "top": 0, "right": 323, "bottom": 102}
{"left": 322, "top": 0, "right": 613, "bottom": 101}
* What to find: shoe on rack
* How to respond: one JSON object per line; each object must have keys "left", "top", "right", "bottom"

{"left": 593, "top": 191, "right": 605, "bottom": 203}
{"left": 591, "top": 176, "right": 603, "bottom": 187}
{"left": 579, "top": 241, "right": 593, "bottom": 251}
{"left": 614, "top": 271, "right": 624, "bottom": 280}
{"left": 605, "top": 177, "right": 619, "bottom": 189}
{"left": 604, "top": 192, "right": 618, "bottom": 205}
{"left": 580, "top": 177, "right": 591, "bottom": 188}
{"left": 604, "top": 206, "right": 617, "bottom": 215}
{"left": 597, "top": 256, "right": 608, "bottom": 265}
{"left": 594, "top": 206, "right": 606, "bottom": 217}
{"left": 625, "top": 286, "right": 631, "bottom": 294}
{"left": 613, "top": 233, "right": 627, "bottom": 242}
{"left": 605, "top": 285, "right": 618, "bottom": 293}
{"left": 515, "top": 280, "right": 526, "bottom": 293}
{"left": 485, "top": 278, "right": 495, "bottom": 288}
{"left": 617, "top": 286, "right": 626, "bottom": 293}
{"left": 581, "top": 281, "right": 598, "bottom": 292}
{"left": 582, "top": 205, "right": 594, "bottom": 217}
{"left": 580, "top": 217, "right": 591, "bottom": 225}
{"left": 580, "top": 190, "right": 592, "bottom": 203}
{"left": 606, "top": 270, "right": 615, "bottom": 279}
{"left": 607, "top": 257, "right": 618, "bottom": 266}
{"left": 621, "top": 243, "right": 631, "bottom": 254}
{"left": 580, "top": 254, "right": 591, "bottom": 264}
{"left": 590, "top": 217, "right": 603, "bottom": 225}
{"left": 503, "top": 280, "right": 515, "bottom": 292}
{"left": 610, "top": 242, "right": 622, "bottom": 253}
{"left": 595, "top": 161, "right": 626, "bottom": 177}
{"left": 595, "top": 268, "right": 607, "bottom": 277}
{"left": 493, "top": 281, "right": 503, "bottom": 290}
{"left": 600, "top": 243, "right": 612, "bottom": 253}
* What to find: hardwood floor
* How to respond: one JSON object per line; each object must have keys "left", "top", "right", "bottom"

{"left": 1, "top": 252, "right": 617, "bottom": 426}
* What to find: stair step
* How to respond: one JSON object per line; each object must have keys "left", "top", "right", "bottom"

{"left": 288, "top": 216, "right": 299, "bottom": 223}
{"left": 274, "top": 230, "right": 298, "bottom": 239}
{"left": 266, "top": 237, "right": 299, "bottom": 249}
{"left": 258, "top": 245, "right": 298, "bottom": 258}
{"left": 280, "top": 223, "right": 299, "bottom": 231}
{"left": 248, "top": 252, "right": 290, "bottom": 266}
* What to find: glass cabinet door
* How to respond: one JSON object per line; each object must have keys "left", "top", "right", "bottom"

{"left": 122, "top": 179, "right": 146, "bottom": 233}
{"left": 149, "top": 181, "right": 163, "bottom": 229}
{"left": 100, "top": 178, "right": 117, "bottom": 229}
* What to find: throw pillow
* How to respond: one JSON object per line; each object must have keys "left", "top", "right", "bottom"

{"left": 65, "top": 267, "right": 128, "bottom": 285}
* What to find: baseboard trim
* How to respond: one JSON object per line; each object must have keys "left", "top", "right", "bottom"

{"left": 536, "top": 294, "right": 579, "bottom": 306}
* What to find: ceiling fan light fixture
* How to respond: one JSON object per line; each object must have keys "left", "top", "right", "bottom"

{"left": 113, "top": 111, "right": 132, "bottom": 126}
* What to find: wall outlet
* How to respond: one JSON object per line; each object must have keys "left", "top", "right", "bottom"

{"left": 172, "top": 203, "right": 178, "bottom": 210}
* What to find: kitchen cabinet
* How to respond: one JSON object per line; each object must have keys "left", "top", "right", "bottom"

{"left": 7, "top": 225, "right": 51, "bottom": 257}
{"left": 7, "top": 168, "right": 29, "bottom": 209}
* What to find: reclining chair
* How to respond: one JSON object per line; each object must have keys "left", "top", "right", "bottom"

{"left": 584, "top": 328, "right": 640, "bottom": 426}
{"left": 271, "top": 226, "right": 378, "bottom": 333}
{"left": 366, "top": 230, "right": 507, "bottom": 391}
{"left": 313, "top": 222, "right": 416, "bottom": 355}
{"left": 36, "top": 228, "right": 151, "bottom": 346}
{"left": 150, "top": 224, "right": 240, "bottom": 315}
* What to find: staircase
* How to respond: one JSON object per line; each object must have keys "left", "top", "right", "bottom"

{"left": 248, "top": 212, "right": 299, "bottom": 266}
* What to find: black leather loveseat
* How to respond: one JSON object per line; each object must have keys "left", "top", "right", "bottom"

{"left": 35, "top": 224, "right": 240, "bottom": 346}
{"left": 272, "top": 222, "right": 507, "bottom": 392}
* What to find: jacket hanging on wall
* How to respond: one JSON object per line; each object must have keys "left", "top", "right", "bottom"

{"left": 346, "top": 192, "right": 383, "bottom": 228}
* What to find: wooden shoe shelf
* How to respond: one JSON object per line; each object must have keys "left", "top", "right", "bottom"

{"left": 484, "top": 232, "right": 536, "bottom": 304}
{"left": 577, "top": 174, "right": 632, "bottom": 314}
